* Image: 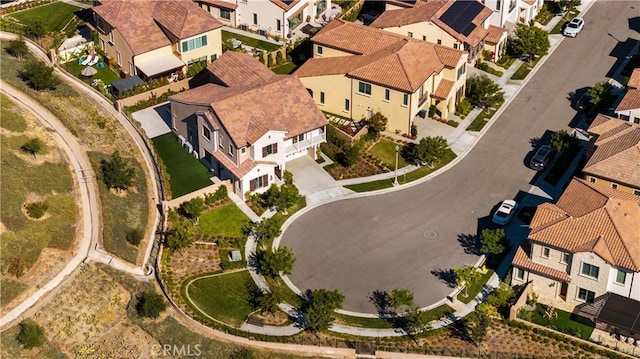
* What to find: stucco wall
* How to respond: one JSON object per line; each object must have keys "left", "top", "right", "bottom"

{"left": 177, "top": 28, "right": 223, "bottom": 65}
{"left": 313, "top": 44, "right": 354, "bottom": 58}
{"left": 583, "top": 175, "right": 640, "bottom": 195}
{"left": 566, "top": 252, "right": 611, "bottom": 306}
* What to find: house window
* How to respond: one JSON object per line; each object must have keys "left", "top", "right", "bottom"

{"left": 108, "top": 31, "right": 114, "bottom": 44}
{"left": 437, "top": 39, "right": 442, "bottom": 45}
{"left": 100, "top": 39, "right": 105, "bottom": 50}
{"left": 634, "top": 189, "right": 640, "bottom": 196}
{"left": 616, "top": 269, "right": 626, "bottom": 284}
{"left": 319, "top": 91, "right": 325, "bottom": 105}
{"left": 116, "top": 51, "right": 121, "bottom": 66}
{"left": 358, "top": 82, "right": 372, "bottom": 95}
{"left": 496, "top": 0, "right": 501, "bottom": 10}
{"left": 589, "top": 177, "right": 596, "bottom": 183}
{"left": 181, "top": 35, "right": 208, "bottom": 53}
{"left": 203, "top": 126, "right": 211, "bottom": 141}
{"left": 453, "top": 43, "right": 458, "bottom": 49}
{"left": 344, "top": 99, "right": 350, "bottom": 112}
{"left": 262, "top": 143, "right": 278, "bottom": 157}
{"left": 220, "top": 9, "right": 231, "bottom": 20}
{"left": 276, "top": 19, "right": 281, "bottom": 32}
{"left": 515, "top": 268, "right": 524, "bottom": 280}
{"left": 581, "top": 263, "right": 599, "bottom": 279}
{"left": 384, "top": 89, "right": 390, "bottom": 102}
{"left": 292, "top": 134, "right": 305, "bottom": 143}
{"left": 577, "top": 288, "right": 595, "bottom": 303}
{"left": 611, "top": 182, "right": 618, "bottom": 189}
{"left": 402, "top": 94, "right": 408, "bottom": 106}
{"left": 219, "top": 134, "right": 224, "bottom": 148}
{"left": 228, "top": 144, "right": 234, "bottom": 156}
{"left": 250, "top": 174, "right": 268, "bottom": 191}
{"left": 422, "top": 35, "right": 426, "bottom": 41}
{"left": 253, "top": 13, "right": 258, "bottom": 25}
{"left": 316, "top": 46, "right": 323, "bottom": 55}
{"left": 634, "top": 117, "right": 640, "bottom": 124}
{"left": 541, "top": 247, "right": 550, "bottom": 258}
{"left": 560, "top": 252, "right": 569, "bottom": 264}
{"left": 96, "top": 16, "right": 105, "bottom": 32}
{"left": 457, "top": 63, "right": 466, "bottom": 80}
{"left": 408, "top": 31, "right": 413, "bottom": 38}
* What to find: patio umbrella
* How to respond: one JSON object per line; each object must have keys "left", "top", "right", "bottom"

{"left": 80, "top": 66, "right": 97, "bottom": 77}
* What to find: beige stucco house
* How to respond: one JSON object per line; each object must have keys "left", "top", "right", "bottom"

{"left": 294, "top": 19, "right": 467, "bottom": 135}
{"left": 92, "top": 0, "right": 223, "bottom": 80}
{"left": 583, "top": 114, "right": 640, "bottom": 196}
{"left": 370, "top": 0, "right": 506, "bottom": 63}
{"left": 169, "top": 52, "right": 327, "bottom": 198}
{"left": 614, "top": 68, "right": 640, "bottom": 124}
{"left": 511, "top": 178, "right": 640, "bottom": 313}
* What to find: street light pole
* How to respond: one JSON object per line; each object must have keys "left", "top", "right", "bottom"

{"left": 394, "top": 145, "right": 399, "bottom": 186}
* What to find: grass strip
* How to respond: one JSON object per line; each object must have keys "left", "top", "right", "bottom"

{"left": 457, "top": 269, "right": 495, "bottom": 304}
{"left": 11, "top": 1, "right": 80, "bottom": 32}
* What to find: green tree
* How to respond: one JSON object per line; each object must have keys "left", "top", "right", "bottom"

{"left": 401, "top": 306, "right": 431, "bottom": 336}
{"left": 101, "top": 151, "right": 135, "bottom": 191}
{"left": 550, "top": 129, "right": 571, "bottom": 153}
{"left": 264, "top": 184, "right": 300, "bottom": 214}
{"left": 587, "top": 81, "right": 614, "bottom": 109}
{"left": 454, "top": 265, "right": 481, "bottom": 297}
{"left": 388, "top": 288, "right": 414, "bottom": 312}
{"left": 486, "top": 282, "right": 515, "bottom": 309}
{"left": 509, "top": 24, "right": 550, "bottom": 63}
{"left": 480, "top": 228, "right": 506, "bottom": 259}
{"left": 466, "top": 310, "right": 491, "bottom": 346}
{"left": 7, "top": 257, "right": 26, "bottom": 278}
{"left": 6, "top": 37, "right": 28, "bottom": 60}
{"left": 304, "top": 289, "right": 344, "bottom": 332}
{"left": 258, "top": 246, "right": 296, "bottom": 277}
{"left": 557, "top": 0, "right": 581, "bottom": 11}
{"left": 342, "top": 140, "right": 363, "bottom": 167}
{"left": 414, "top": 136, "right": 448, "bottom": 168}
{"left": 283, "top": 170, "right": 294, "bottom": 185}
{"left": 178, "top": 197, "right": 205, "bottom": 222}
{"left": 165, "top": 220, "right": 195, "bottom": 252}
{"left": 476, "top": 302, "right": 499, "bottom": 318}
{"left": 136, "top": 291, "right": 167, "bottom": 319}
{"left": 364, "top": 111, "right": 388, "bottom": 138}
{"left": 248, "top": 217, "right": 282, "bottom": 243}
{"left": 255, "top": 288, "right": 283, "bottom": 316}
{"left": 465, "top": 75, "right": 505, "bottom": 113}
{"left": 20, "top": 137, "right": 45, "bottom": 158}
{"left": 17, "top": 320, "right": 45, "bottom": 349}
{"left": 19, "top": 59, "right": 60, "bottom": 91}
{"left": 26, "top": 21, "right": 47, "bottom": 38}
{"left": 126, "top": 227, "right": 144, "bottom": 246}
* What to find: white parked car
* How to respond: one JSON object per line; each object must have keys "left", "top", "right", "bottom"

{"left": 492, "top": 200, "right": 518, "bottom": 225}
{"left": 563, "top": 17, "right": 584, "bottom": 37}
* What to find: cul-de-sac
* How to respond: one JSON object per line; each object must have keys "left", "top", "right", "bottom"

{"left": 1, "top": 0, "right": 639, "bottom": 358}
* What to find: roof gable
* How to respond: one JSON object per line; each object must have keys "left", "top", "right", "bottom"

{"left": 207, "top": 51, "right": 275, "bottom": 87}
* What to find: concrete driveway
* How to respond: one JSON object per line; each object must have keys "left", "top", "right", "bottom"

{"left": 286, "top": 155, "right": 336, "bottom": 195}
{"left": 132, "top": 102, "right": 172, "bottom": 139}
{"left": 280, "top": 1, "right": 639, "bottom": 313}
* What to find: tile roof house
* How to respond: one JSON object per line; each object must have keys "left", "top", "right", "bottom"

{"left": 370, "top": 0, "right": 507, "bottom": 63}
{"left": 294, "top": 19, "right": 467, "bottom": 134}
{"left": 92, "top": 0, "right": 223, "bottom": 80}
{"left": 169, "top": 52, "right": 327, "bottom": 198}
{"left": 511, "top": 178, "right": 640, "bottom": 313}
{"left": 583, "top": 114, "right": 640, "bottom": 195}
{"left": 614, "top": 68, "right": 640, "bottom": 124}
{"left": 194, "top": 0, "right": 332, "bottom": 38}
{"left": 481, "top": 0, "right": 543, "bottom": 28}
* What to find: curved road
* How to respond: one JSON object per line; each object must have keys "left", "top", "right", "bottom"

{"left": 282, "top": 1, "right": 640, "bottom": 313}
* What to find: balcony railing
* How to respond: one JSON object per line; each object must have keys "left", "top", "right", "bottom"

{"left": 285, "top": 133, "right": 326, "bottom": 154}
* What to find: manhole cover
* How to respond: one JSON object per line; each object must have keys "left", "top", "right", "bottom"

{"left": 423, "top": 230, "right": 438, "bottom": 239}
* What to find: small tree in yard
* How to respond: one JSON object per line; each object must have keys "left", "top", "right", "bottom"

{"left": 19, "top": 59, "right": 60, "bottom": 91}
{"left": 466, "top": 310, "right": 491, "bottom": 347}
{"left": 304, "top": 289, "right": 344, "bottom": 332}
{"left": 509, "top": 24, "right": 550, "bottom": 63}
{"left": 486, "top": 281, "right": 515, "bottom": 309}
{"left": 264, "top": 184, "right": 300, "bottom": 214}
{"left": 258, "top": 246, "right": 296, "bottom": 277}
{"left": 20, "top": 137, "right": 46, "bottom": 158}
{"left": 551, "top": 129, "right": 571, "bottom": 153}
{"left": 454, "top": 265, "right": 481, "bottom": 297}
{"left": 465, "top": 75, "right": 505, "bottom": 113}
{"left": 101, "top": 151, "right": 135, "bottom": 192}
{"left": 364, "top": 112, "right": 388, "bottom": 139}
{"left": 402, "top": 306, "right": 431, "bottom": 336}
{"left": 341, "top": 140, "right": 363, "bottom": 167}
{"left": 178, "top": 197, "right": 205, "bottom": 222}
{"left": 165, "top": 220, "right": 195, "bottom": 252}
{"left": 17, "top": 320, "right": 45, "bottom": 349}
{"left": 255, "top": 288, "right": 283, "bottom": 316}
{"left": 414, "top": 136, "right": 448, "bottom": 168}
{"left": 480, "top": 228, "right": 506, "bottom": 259}
{"left": 136, "top": 291, "right": 167, "bottom": 319}
{"left": 6, "top": 37, "right": 28, "bottom": 60}
{"left": 26, "top": 21, "right": 47, "bottom": 39}
{"left": 388, "top": 288, "right": 414, "bottom": 313}
{"left": 587, "top": 81, "right": 614, "bottom": 110}
{"left": 245, "top": 217, "right": 282, "bottom": 244}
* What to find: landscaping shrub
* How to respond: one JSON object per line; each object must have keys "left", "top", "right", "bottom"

{"left": 125, "top": 227, "right": 144, "bottom": 246}
{"left": 411, "top": 124, "right": 418, "bottom": 137}
{"left": 276, "top": 50, "right": 284, "bottom": 65}
{"left": 17, "top": 320, "right": 45, "bottom": 349}
{"left": 186, "top": 60, "right": 207, "bottom": 77}
{"left": 267, "top": 53, "right": 274, "bottom": 67}
{"left": 19, "top": 59, "right": 60, "bottom": 91}
{"left": 455, "top": 98, "right": 472, "bottom": 117}
{"left": 428, "top": 105, "right": 438, "bottom": 117}
{"left": 136, "top": 291, "right": 167, "bottom": 319}
{"left": 25, "top": 201, "right": 48, "bottom": 219}
{"left": 476, "top": 60, "right": 490, "bottom": 72}
{"left": 204, "top": 185, "right": 228, "bottom": 204}
{"left": 446, "top": 120, "right": 459, "bottom": 128}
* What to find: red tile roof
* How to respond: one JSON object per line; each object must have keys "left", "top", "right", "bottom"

{"left": 198, "top": 0, "right": 238, "bottom": 10}
{"left": 433, "top": 79, "right": 454, "bottom": 99}
{"left": 269, "top": 0, "right": 301, "bottom": 11}
{"left": 312, "top": 19, "right": 407, "bottom": 55}
{"left": 207, "top": 51, "right": 275, "bottom": 87}
{"left": 485, "top": 25, "right": 507, "bottom": 44}
{"left": 512, "top": 245, "right": 572, "bottom": 282}
{"left": 628, "top": 68, "right": 640, "bottom": 89}
{"left": 527, "top": 178, "right": 640, "bottom": 271}
{"left": 93, "top": 0, "right": 222, "bottom": 55}
{"left": 616, "top": 89, "right": 640, "bottom": 111}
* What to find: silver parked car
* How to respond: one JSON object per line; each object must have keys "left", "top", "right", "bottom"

{"left": 563, "top": 17, "right": 585, "bottom": 37}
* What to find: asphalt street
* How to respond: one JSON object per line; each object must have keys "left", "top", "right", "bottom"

{"left": 281, "top": 1, "right": 640, "bottom": 313}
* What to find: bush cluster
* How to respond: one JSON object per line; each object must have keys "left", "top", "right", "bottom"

{"left": 25, "top": 201, "right": 48, "bottom": 219}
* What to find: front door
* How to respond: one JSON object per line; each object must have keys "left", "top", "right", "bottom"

{"left": 559, "top": 282, "right": 568, "bottom": 300}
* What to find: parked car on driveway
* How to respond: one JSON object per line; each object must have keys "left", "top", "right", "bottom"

{"left": 492, "top": 200, "right": 518, "bottom": 225}
{"left": 530, "top": 145, "right": 554, "bottom": 171}
{"left": 563, "top": 17, "right": 585, "bottom": 37}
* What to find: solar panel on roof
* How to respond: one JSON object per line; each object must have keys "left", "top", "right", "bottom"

{"left": 439, "top": 0, "right": 484, "bottom": 37}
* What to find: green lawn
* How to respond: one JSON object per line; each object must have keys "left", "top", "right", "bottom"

{"left": 62, "top": 61, "right": 121, "bottom": 86}
{"left": 151, "top": 133, "right": 212, "bottom": 198}
{"left": 197, "top": 203, "right": 250, "bottom": 238}
{"left": 222, "top": 31, "right": 281, "bottom": 52}
{"left": 345, "top": 149, "right": 456, "bottom": 192}
{"left": 11, "top": 1, "right": 80, "bottom": 32}
{"left": 457, "top": 269, "right": 495, "bottom": 304}
{"left": 0, "top": 94, "right": 27, "bottom": 132}
{"left": 511, "top": 62, "right": 532, "bottom": 80}
{"left": 271, "top": 62, "right": 297, "bottom": 74}
{"left": 496, "top": 56, "right": 516, "bottom": 70}
{"left": 368, "top": 139, "right": 409, "bottom": 169}
{"left": 265, "top": 276, "right": 303, "bottom": 308}
{"left": 530, "top": 304, "right": 595, "bottom": 338}
{"left": 334, "top": 303, "right": 454, "bottom": 329}
{"left": 185, "top": 271, "right": 256, "bottom": 327}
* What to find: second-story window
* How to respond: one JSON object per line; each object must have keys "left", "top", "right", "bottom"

{"left": 402, "top": 94, "right": 408, "bottom": 106}
{"left": 203, "top": 126, "right": 211, "bottom": 141}
{"left": 219, "top": 134, "right": 223, "bottom": 148}
{"left": 384, "top": 89, "right": 390, "bottom": 101}
{"left": 581, "top": 263, "right": 599, "bottom": 279}
{"left": 457, "top": 63, "right": 466, "bottom": 80}
{"left": 220, "top": 9, "right": 230, "bottom": 20}
{"left": 358, "top": 82, "right": 372, "bottom": 96}
{"left": 319, "top": 91, "right": 325, "bottom": 105}
{"left": 262, "top": 143, "right": 277, "bottom": 157}
{"left": 541, "top": 247, "right": 550, "bottom": 258}
{"left": 277, "top": 19, "right": 281, "bottom": 32}
{"left": 228, "top": 144, "right": 234, "bottom": 156}
{"left": 616, "top": 269, "right": 626, "bottom": 284}
{"left": 181, "top": 35, "right": 208, "bottom": 53}
{"left": 317, "top": 46, "right": 323, "bottom": 56}
{"left": 407, "top": 32, "right": 413, "bottom": 38}
{"left": 109, "top": 31, "right": 114, "bottom": 44}
{"left": 253, "top": 13, "right": 258, "bottom": 25}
